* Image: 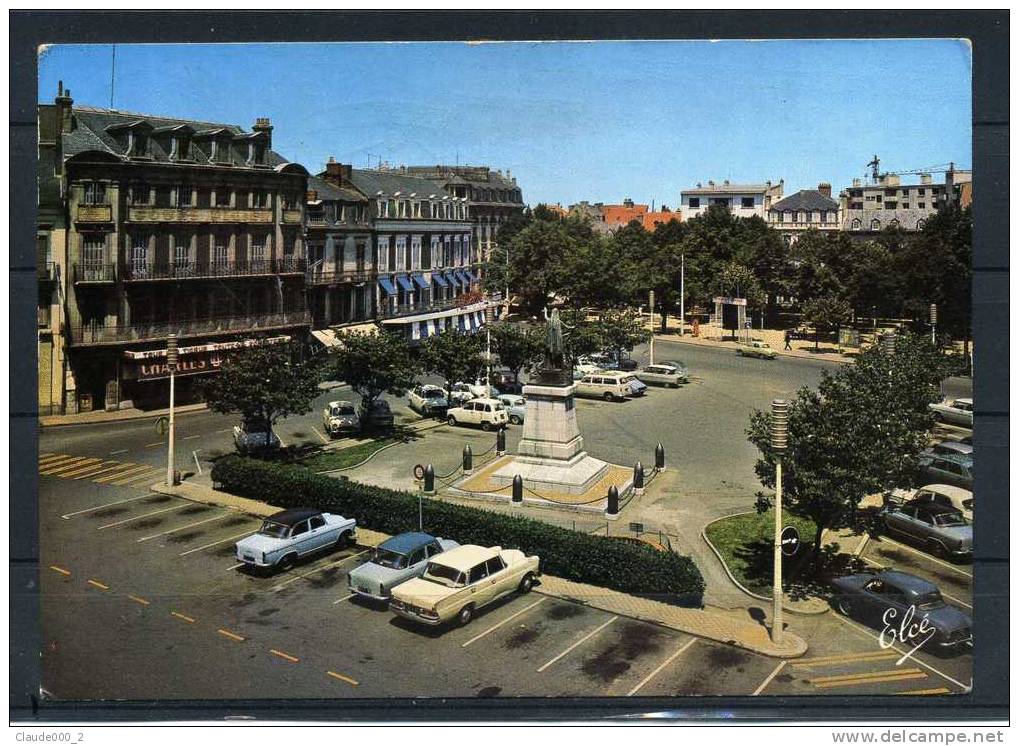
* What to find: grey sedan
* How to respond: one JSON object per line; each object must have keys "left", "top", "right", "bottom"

{"left": 637, "top": 363, "right": 687, "bottom": 388}
{"left": 348, "top": 531, "right": 459, "bottom": 602}
{"left": 831, "top": 570, "right": 971, "bottom": 652}
{"left": 881, "top": 502, "right": 972, "bottom": 558}
{"left": 918, "top": 451, "right": 973, "bottom": 491}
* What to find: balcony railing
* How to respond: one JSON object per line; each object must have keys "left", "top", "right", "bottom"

{"left": 70, "top": 309, "right": 311, "bottom": 346}
{"left": 123, "top": 257, "right": 306, "bottom": 281}
{"left": 38, "top": 262, "right": 57, "bottom": 282}
{"left": 305, "top": 267, "right": 372, "bottom": 285}
{"left": 73, "top": 263, "right": 117, "bottom": 283}
{"left": 282, "top": 209, "right": 303, "bottom": 224}
{"left": 76, "top": 204, "right": 113, "bottom": 223}
{"left": 127, "top": 206, "right": 274, "bottom": 224}
{"left": 378, "top": 295, "right": 484, "bottom": 320}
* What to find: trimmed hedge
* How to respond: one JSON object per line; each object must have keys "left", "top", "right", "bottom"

{"left": 212, "top": 455, "right": 704, "bottom": 602}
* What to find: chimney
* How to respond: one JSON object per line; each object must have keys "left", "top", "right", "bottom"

{"left": 817, "top": 182, "right": 832, "bottom": 198}
{"left": 853, "top": 178, "right": 861, "bottom": 187}
{"left": 56, "top": 80, "right": 74, "bottom": 134}
{"left": 252, "top": 117, "right": 273, "bottom": 149}
{"left": 623, "top": 197, "right": 634, "bottom": 208}
{"left": 707, "top": 180, "right": 715, "bottom": 187}
{"left": 920, "top": 173, "right": 933, "bottom": 185}
{"left": 324, "top": 159, "right": 352, "bottom": 186}
{"left": 306, "top": 189, "right": 318, "bottom": 202}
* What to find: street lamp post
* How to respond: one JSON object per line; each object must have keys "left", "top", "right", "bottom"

{"left": 770, "top": 398, "right": 789, "bottom": 645}
{"left": 930, "top": 303, "right": 938, "bottom": 347}
{"left": 679, "top": 253, "right": 685, "bottom": 337}
{"left": 648, "top": 290, "right": 655, "bottom": 366}
{"left": 166, "top": 333, "right": 178, "bottom": 486}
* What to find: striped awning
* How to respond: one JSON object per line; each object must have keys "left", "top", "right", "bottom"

{"left": 378, "top": 277, "right": 397, "bottom": 296}
{"left": 431, "top": 272, "right": 448, "bottom": 288}
{"left": 396, "top": 274, "right": 414, "bottom": 293}
{"left": 412, "top": 273, "right": 429, "bottom": 290}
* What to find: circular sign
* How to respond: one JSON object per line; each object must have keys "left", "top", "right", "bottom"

{"left": 155, "top": 416, "right": 169, "bottom": 436}
{"left": 413, "top": 464, "right": 426, "bottom": 481}
{"left": 780, "top": 526, "right": 801, "bottom": 557}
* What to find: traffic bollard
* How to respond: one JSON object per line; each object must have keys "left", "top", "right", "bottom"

{"left": 463, "top": 444, "right": 473, "bottom": 475}
{"left": 633, "top": 461, "right": 645, "bottom": 496}
{"left": 512, "top": 474, "right": 523, "bottom": 504}
{"left": 655, "top": 442, "right": 666, "bottom": 471}
{"left": 496, "top": 427, "right": 506, "bottom": 456}
{"left": 605, "top": 485, "right": 619, "bottom": 520}
{"left": 423, "top": 464, "right": 436, "bottom": 495}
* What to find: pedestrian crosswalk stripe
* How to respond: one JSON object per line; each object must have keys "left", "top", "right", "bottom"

{"left": 793, "top": 650, "right": 900, "bottom": 667}
{"left": 39, "top": 453, "right": 76, "bottom": 464}
{"left": 39, "top": 454, "right": 77, "bottom": 467}
{"left": 40, "top": 457, "right": 96, "bottom": 475}
{"left": 111, "top": 469, "right": 162, "bottom": 487}
{"left": 93, "top": 463, "right": 153, "bottom": 484}
{"left": 52, "top": 460, "right": 115, "bottom": 478}
{"left": 102, "top": 466, "right": 158, "bottom": 485}
{"left": 74, "top": 462, "right": 126, "bottom": 479}
{"left": 810, "top": 667, "right": 927, "bottom": 689}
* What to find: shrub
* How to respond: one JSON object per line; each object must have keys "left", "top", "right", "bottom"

{"left": 212, "top": 455, "right": 704, "bottom": 602}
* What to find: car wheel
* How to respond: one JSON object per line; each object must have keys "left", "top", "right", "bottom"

{"left": 457, "top": 604, "right": 475, "bottom": 626}
{"left": 836, "top": 597, "right": 853, "bottom": 616}
{"left": 481, "top": 421, "right": 492, "bottom": 432}
{"left": 932, "top": 413, "right": 944, "bottom": 424}
{"left": 510, "top": 415, "right": 522, "bottom": 425}
{"left": 278, "top": 553, "right": 297, "bottom": 572}
{"left": 336, "top": 531, "right": 353, "bottom": 549}
{"left": 671, "top": 382, "right": 680, "bottom": 389}
{"left": 518, "top": 573, "right": 535, "bottom": 594}
{"left": 736, "top": 350, "right": 742, "bottom": 356}
{"left": 447, "top": 415, "right": 457, "bottom": 426}
{"left": 603, "top": 392, "right": 614, "bottom": 402}
{"left": 927, "top": 539, "right": 948, "bottom": 559}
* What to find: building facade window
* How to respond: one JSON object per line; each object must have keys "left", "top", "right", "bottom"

{"left": 741, "top": 197, "right": 755, "bottom": 209}
{"left": 83, "top": 182, "right": 107, "bottom": 205}
{"left": 252, "top": 191, "right": 269, "bottom": 208}
{"left": 213, "top": 235, "right": 229, "bottom": 267}
{"left": 214, "top": 187, "right": 231, "bottom": 207}
{"left": 395, "top": 236, "right": 407, "bottom": 271}
{"left": 128, "top": 131, "right": 148, "bottom": 157}
{"left": 81, "top": 233, "right": 105, "bottom": 267}
{"left": 175, "top": 185, "right": 193, "bottom": 208}
{"left": 411, "top": 235, "right": 422, "bottom": 270}
{"left": 688, "top": 197, "right": 700, "bottom": 209}
{"left": 131, "top": 183, "right": 150, "bottom": 205}
{"left": 377, "top": 236, "right": 390, "bottom": 272}
{"left": 130, "top": 235, "right": 148, "bottom": 277}
{"left": 851, "top": 218, "right": 862, "bottom": 230}
{"left": 870, "top": 219, "right": 881, "bottom": 231}
{"left": 430, "top": 236, "right": 440, "bottom": 268}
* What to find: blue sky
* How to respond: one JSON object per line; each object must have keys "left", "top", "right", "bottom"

{"left": 39, "top": 40, "right": 971, "bottom": 207}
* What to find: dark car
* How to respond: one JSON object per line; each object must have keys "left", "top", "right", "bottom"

{"left": 881, "top": 501, "right": 972, "bottom": 558}
{"left": 831, "top": 570, "right": 971, "bottom": 653}
{"left": 918, "top": 450, "right": 973, "bottom": 491}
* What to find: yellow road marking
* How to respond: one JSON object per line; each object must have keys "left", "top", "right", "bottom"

{"left": 87, "top": 579, "right": 110, "bottom": 590}
{"left": 270, "top": 649, "right": 300, "bottom": 663}
{"left": 171, "top": 611, "right": 196, "bottom": 623}
{"left": 40, "top": 455, "right": 91, "bottom": 469}
{"left": 73, "top": 462, "right": 128, "bottom": 480}
{"left": 61, "top": 461, "right": 122, "bottom": 478}
{"left": 793, "top": 650, "right": 900, "bottom": 667}
{"left": 84, "top": 463, "right": 142, "bottom": 482}
{"left": 42, "top": 458, "right": 103, "bottom": 476}
{"left": 108, "top": 468, "right": 162, "bottom": 487}
{"left": 810, "top": 667, "right": 926, "bottom": 689}
{"left": 326, "top": 670, "right": 358, "bottom": 686}
{"left": 38, "top": 454, "right": 77, "bottom": 467}
{"left": 814, "top": 671, "right": 929, "bottom": 689}
{"left": 218, "top": 628, "right": 246, "bottom": 642}
{"left": 49, "top": 565, "right": 72, "bottom": 576}
{"left": 93, "top": 463, "right": 151, "bottom": 483}
{"left": 40, "top": 457, "right": 94, "bottom": 475}
{"left": 897, "top": 687, "right": 951, "bottom": 695}
{"left": 128, "top": 595, "right": 150, "bottom": 606}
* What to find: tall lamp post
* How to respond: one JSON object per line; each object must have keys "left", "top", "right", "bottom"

{"left": 648, "top": 289, "right": 656, "bottom": 366}
{"left": 930, "top": 303, "right": 938, "bottom": 347}
{"left": 678, "top": 253, "right": 685, "bottom": 337}
{"left": 166, "top": 333, "right": 178, "bottom": 486}
{"left": 770, "top": 398, "right": 789, "bottom": 644}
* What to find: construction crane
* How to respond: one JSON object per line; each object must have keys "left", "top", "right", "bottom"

{"left": 866, "top": 156, "right": 967, "bottom": 184}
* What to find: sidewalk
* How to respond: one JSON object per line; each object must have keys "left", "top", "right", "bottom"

{"left": 41, "top": 402, "right": 210, "bottom": 427}
{"left": 152, "top": 478, "right": 807, "bottom": 659}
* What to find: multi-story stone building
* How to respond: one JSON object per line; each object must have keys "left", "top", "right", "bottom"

{"left": 37, "top": 83, "right": 310, "bottom": 413}
{"left": 839, "top": 168, "right": 972, "bottom": 235}
{"left": 765, "top": 183, "right": 841, "bottom": 241}
{"left": 304, "top": 163, "right": 374, "bottom": 331}
{"left": 680, "top": 179, "right": 784, "bottom": 220}
{"left": 338, "top": 166, "right": 487, "bottom": 344}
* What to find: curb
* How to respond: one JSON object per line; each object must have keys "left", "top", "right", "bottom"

{"left": 701, "top": 511, "right": 830, "bottom": 616}
{"left": 40, "top": 402, "right": 210, "bottom": 428}
{"left": 652, "top": 333, "right": 850, "bottom": 365}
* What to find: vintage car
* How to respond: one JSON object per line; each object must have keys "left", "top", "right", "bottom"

{"left": 735, "top": 339, "right": 777, "bottom": 359}
{"left": 347, "top": 532, "right": 460, "bottom": 601}
{"left": 445, "top": 397, "right": 508, "bottom": 430}
{"left": 358, "top": 398, "right": 395, "bottom": 430}
{"left": 637, "top": 363, "right": 687, "bottom": 388}
{"left": 408, "top": 385, "right": 450, "bottom": 416}
{"left": 389, "top": 544, "right": 541, "bottom": 626}
{"left": 931, "top": 440, "right": 973, "bottom": 458}
{"left": 929, "top": 398, "right": 974, "bottom": 428}
{"left": 235, "top": 508, "right": 356, "bottom": 572}
{"left": 918, "top": 450, "right": 973, "bottom": 491}
{"left": 831, "top": 570, "right": 972, "bottom": 651}
{"left": 905, "top": 484, "right": 974, "bottom": 521}
{"left": 497, "top": 394, "right": 526, "bottom": 425}
{"left": 881, "top": 501, "right": 972, "bottom": 558}
{"left": 233, "top": 420, "right": 281, "bottom": 455}
{"left": 445, "top": 382, "right": 476, "bottom": 406}
{"left": 572, "top": 359, "right": 604, "bottom": 381}
{"left": 576, "top": 371, "right": 645, "bottom": 401}
{"left": 322, "top": 400, "right": 361, "bottom": 437}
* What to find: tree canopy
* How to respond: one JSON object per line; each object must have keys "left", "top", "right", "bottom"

{"left": 331, "top": 330, "right": 419, "bottom": 419}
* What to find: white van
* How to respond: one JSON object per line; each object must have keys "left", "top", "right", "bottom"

{"left": 575, "top": 371, "right": 643, "bottom": 402}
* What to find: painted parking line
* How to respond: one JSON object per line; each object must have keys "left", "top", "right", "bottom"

{"left": 326, "top": 670, "right": 359, "bottom": 687}
{"left": 792, "top": 650, "right": 899, "bottom": 668}
{"left": 270, "top": 649, "right": 300, "bottom": 663}
{"left": 109, "top": 449, "right": 129, "bottom": 456}
{"left": 462, "top": 598, "right": 547, "bottom": 647}
{"left": 137, "top": 513, "right": 231, "bottom": 542}
{"left": 181, "top": 435, "right": 200, "bottom": 441}
{"left": 49, "top": 565, "right": 72, "bottom": 577}
{"left": 332, "top": 593, "right": 356, "bottom": 605}
{"left": 810, "top": 667, "right": 927, "bottom": 689}
{"left": 752, "top": 660, "right": 787, "bottom": 696}
{"left": 830, "top": 611, "right": 970, "bottom": 691}
{"left": 93, "top": 463, "right": 153, "bottom": 484}
{"left": 87, "top": 579, "right": 110, "bottom": 591}
{"left": 61, "top": 493, "right": 153, "bottom": 519}
{"left": 897, "top": 687, "right": 952, "bottom": 696}
{"left": 226, "top": 562, "right": 244, "bottom": 571}
{"left": 218, "top": 628, "right": 246, "bottom": 642}
{"left": 171, "top": 611, "right": 197, "bottom": 624}
{"left": 268, "top": 550, "right": 368, "bottom": 592}
{"left": 178, "top": 530, "right": 255, "bottom": 557}
{"left": 313, "top": 427, "right": 330, "bottom": 445}
{"left": 876, "top": 537, "right": 973, "bottom": 578}
{"left": 97, "top": 503, "right": 190, "bottom": 530}
{"left": 145, "top": 442, "right": 165, "bottom": 449}
{"left": 536, "top": 616, "right": 618, "bottom": 672}
{"left": 127, "top": 595, "right": 150, "bottom": 606}
{"left": 627, "top": 638, "right": 697, "bottom": 696}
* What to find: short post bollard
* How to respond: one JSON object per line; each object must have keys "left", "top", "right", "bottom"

{"left": 605, "top": 485, "right": 619, "bottom": 520}
{"left": 633, "top": 461, "right": 645, "bottom": 496}
{"left": 655, "top": 442, "right": 666, "bottom": 471}
{"left": 512, "top": 474, "right": 523, "bottom": 505}
{"left": 423, "top": 464, "right": 436, "bottom": 495}
{"left": 496, "top": 427, "right": 506, "bottom": 456}
{"left": 463, "top": 444, "right": 473, "bottom": 475}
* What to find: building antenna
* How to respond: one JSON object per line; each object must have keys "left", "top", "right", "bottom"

{"left": 109, "top": 44, "right": 116, "bottom": 108}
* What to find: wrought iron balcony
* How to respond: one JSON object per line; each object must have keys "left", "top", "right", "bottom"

{"left": 38, "top": 262, "right": 57, "bottom": 282}
{"left": 377, "top": 295, "right": 484, "bottom": 320}
{"left": 123, "top": 257, "right": 306, "bottom": 281}
{"left": 69, "top": 309, "right": 311, "bottom": 346}
{"left": 73, "top": 263, "right": 117, "bottom": 284}
{"left": 305, "top": 267, "right": 372, "bottom": 285}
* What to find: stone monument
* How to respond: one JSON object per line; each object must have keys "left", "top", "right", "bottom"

{"left": 490, "top": 309, "right": 616, "bottom": 495}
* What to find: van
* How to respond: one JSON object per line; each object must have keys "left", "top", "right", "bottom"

{"left": 576, "top": 371, "right": 644, "bottom": 402}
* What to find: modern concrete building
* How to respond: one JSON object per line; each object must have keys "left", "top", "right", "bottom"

{"left": 680, "top": 179, "right": 784, "bottom": 220}
{"left": 839, "top": 167, "right": 972, "bottom": 234}
{"left": 766, "top": 183, "right": 840, "bottom": 241}
{"left": 37, "top": 82, "right": 310, "bottom": 413}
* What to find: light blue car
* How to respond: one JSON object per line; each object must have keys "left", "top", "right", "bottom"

{"left": 497, "top": 394, "right": 526, "bottom": 425}
{"left": 347, "top": 531, "right": 459, "bottom": 601}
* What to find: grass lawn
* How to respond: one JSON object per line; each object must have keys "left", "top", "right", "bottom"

{"left": 705, "top": 510, "right": 819, "bottom": 597}
{"left": 297, "top": 438, "right": 396, "bottom": 472}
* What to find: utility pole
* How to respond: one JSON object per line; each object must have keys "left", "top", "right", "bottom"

{"left": 770, "top": 398, "right": 789, "bottom": 645}
{"left": 648, "top": 290, "right": 655, "bottom": 366}
{"left": 679, "top": 253, "right": 685, "bottom": 337}
{"left": 166, "top": 333, "right": 178, "bottom": 486}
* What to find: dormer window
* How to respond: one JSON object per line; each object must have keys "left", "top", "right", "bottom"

{"left": 209, "top": 138, "right": 230, "bottom": 163}
{"left": 128, "top": 131, "right": 148, "bottom": 157}
{"left": 247, "top": 139, "right": 267, "bottom": 166}
{"left": 169, "top": 134, "right": 191, "bottom": 161}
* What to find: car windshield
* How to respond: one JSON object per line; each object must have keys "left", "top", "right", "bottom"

{"left": 932, "top": 512, "right": 967, "bottom": 527}
{"left": 915, "top": 591, "right": 944, "bottom": 610}
{"left": 422, "top": 562, "right": 465, "bottom": 588}
{"left": 243, "top": 422, "right": 270, "bottom": 434}
{"left": 620, "top": 376, "right": 635, "bottom": 384}
{"left": 373, "top": 548, "right": 407, "bottom": 570}
{"left": 493, "top": 403, "right": 505, "bottom": 411}
{"left": 507, "top": 397, "right": 524, "bottom": 406}
{"left": 962, "top": 499, "right": 973, "bottom": 510}
{"left": 258, "top": 521, "right": 289, "bottom": 538}
{"left": 334, "top": 405, "right": 355, "bottom": 415}
{"left": 423, "top": 389, "right": 443, "bottom": 398}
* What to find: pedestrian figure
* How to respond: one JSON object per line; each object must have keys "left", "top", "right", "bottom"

{"left": 784, "top": 330, "right": 792, "bottom": 350}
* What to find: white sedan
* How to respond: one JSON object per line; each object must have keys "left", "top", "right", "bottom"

{"left": 929, "top": 398, "right": 973, "bottom": 428}
{"left": 445, "top": 397, "right": 508, "bottom": 431}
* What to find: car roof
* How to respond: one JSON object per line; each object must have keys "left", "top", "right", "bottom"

{"left": 879, "top": 570, "right": 939, "bottom": 596}
{"left": 379, "top": 531, "right": 436, "bottom": 554}
{"left": 466, "top": 397, "right": 502, "bottom": 405}
{"left": 910, "top": 501, "right": 963, "bottom": 517}
{"left": 268, "top": 508, "right": 321, "bottom": 526}
{"left": 328, "top": 400, "right": 353, "bottom": 407}
{"left": 428, "top": 544, "right": 498, "bottom": 571}
{"left": 919, "top": 484, "right": 973, "bottom": 500}
{"left": 419, "top": 384, "right": 444, "bottom": 391}
{"left": 954, "top": 398, "right": 973, "bottom": 405}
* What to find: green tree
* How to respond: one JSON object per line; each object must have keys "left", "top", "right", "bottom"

{"left": 203, "top": 341, "right": 322, "bottom": 450}
{"left": 747, "top": 333, "right": 949, "bottom": 560}
{"left": 801, "top": 296, "right": 853, "bottom": 350}
{"left": 489, "top": 322, "right": 545, "bottom": 389}
{"left": 331, "top": 330, "right": 419, "bottom": 424}
{"left": 595, "top": 308, "right": 650, "bottom": 361}
{"left": 504, "top": 219, "right": 573, "bottom": 314}
{"left": 420, "top": 328, "right": 486, "bottom": 392}
{"left": 558, "top": 308, "right": 604, "bottom": 364}
{"left": 559, "top": 229, "right": 623, "bottom": 309}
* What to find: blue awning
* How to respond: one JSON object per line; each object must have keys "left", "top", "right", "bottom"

{"left": 378, "top": 277, "right": 397, "bottom": 296}
{"left": 431, "top": 272, "right": 448, "bottom": 288}
{"left": 444, "top": 270, "right": 459, "bottom": 288}
{"left": 455, "top": 269, "right": 471, "bottom": 286}
{"left": 464, "top": 269, "right": 478, "bottom": 282}
{"left": 396, "top": 274, "right": 414, "bottom": 293}
{"left": 457, "top": 314, "right": 467, "bottom": 331}
{"left": 412, "top": 273, "right": 429, "bottom": 290}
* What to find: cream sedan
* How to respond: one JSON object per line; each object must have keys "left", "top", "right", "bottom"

{"left": 389, "top": 544, "right": 540, "bottom": 626}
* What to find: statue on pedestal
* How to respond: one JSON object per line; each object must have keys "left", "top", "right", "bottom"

{"left": 531, "top": 307, "right": 573, "bottom": 386}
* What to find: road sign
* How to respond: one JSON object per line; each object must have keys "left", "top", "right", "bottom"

{"left": 155, "top": 416, "right": 169, "bottom": 436}
{"left": 629, "top": 522, "right": 645, "bottom": 533}
{"left": 780, "top": 525, "right": 801, "bottom": 557}
{"left": 413, "top": 464, "right": 426, "bottom": 480}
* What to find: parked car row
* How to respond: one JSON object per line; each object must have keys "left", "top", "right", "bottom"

{"left": 929, "top": 397, "right": 973, "bottom": 428}
{"left": 236, "top": 511, "right": 541, "bottom": 628}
